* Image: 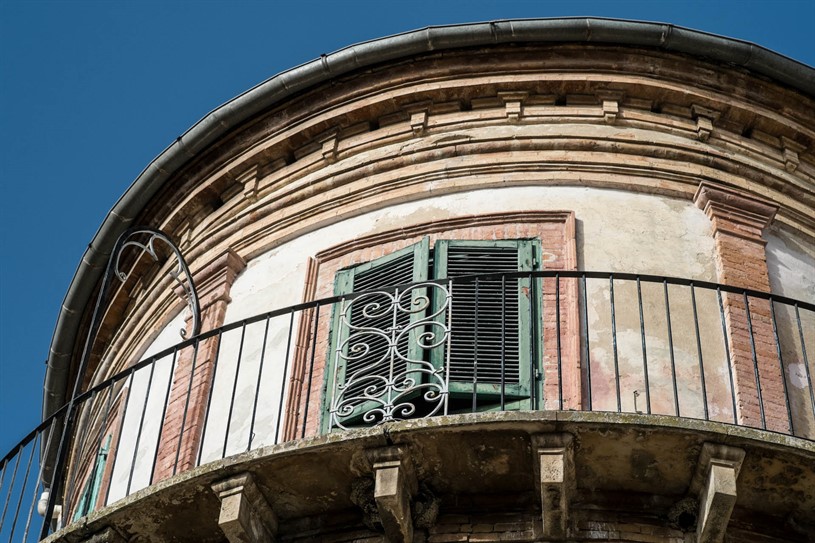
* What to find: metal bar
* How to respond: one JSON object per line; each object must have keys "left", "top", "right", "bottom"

{"left": 530, "top": 271, "right": 539, "bottom": 410}
{"left": 150, "top": 347, "right": 179, "bottom": 484}
{"left": 248, "top": 317, "right": 272, "bottom": 451}
{"left": 0, "top": 441, "right": 22, "bottom": 531}
{"left": 636, "top": 277, "right": 651, "bottom": 414}
{"left": 556, "top": 273, "right": 563, "bottom": 410}
{"left": 63, "top": 390, "right": 97, "bottom": 519}
{"left": 301, "top": 305, "right": 322, "bottom": 438}
{"left": 664, "top": 280, "right": 680, "bottom": 417}
{"left": 690, "top": 284, "right": 709, "bottom": 421}
{"left": 104, "top": 370, "right": 135, "bottom": 507}
{"left": 744, "top": 293, "right": 766, "bottom": 429}
{"left": 275, "top": 310, "right": 296, "bottom": 443}
{"left": 473, "top": 277, "right": 479, "bottom": 413}
{"left": 8, "top": 437, "right": 36, "bottom": 541}
{"left": 500, "top": 275, "right": 506, "bottom": 411}
{"left": 717, "top": 288, "right": 738, "bottom": 424}
{"left": 173, "top": 339, "right": 201, "bottom": 476}
{"left": 23, "top": 421, "right": 56, "bottom": 543}
{"left": 610, "top": 275, "right": 621, "bottom": 412}
{"left": 444, "top": 280, "right": 452, "bottom": 416}
{"left": 126, "top": 361, "right": 157, "bottom": 496}
{"left": 769, "top": 298, "right": 793, "bottom": 434}
{"left": 794, "top": 304, "right": 815, "bottom": 424}
{"left": 581, "top": 274, "right": 592, "bottom": 411}
{"left": 223, "top": 324, "right": 248, "bottom": 458}
{"left": 197, "top": 333, "right": 222, "bottom": 465}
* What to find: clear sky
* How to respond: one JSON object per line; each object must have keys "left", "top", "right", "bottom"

{"left": 1, "top": 0, "right": 813, "bottom": 454}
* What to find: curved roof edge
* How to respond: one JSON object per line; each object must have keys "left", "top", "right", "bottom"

{"left": 43, "top": 17, "right": 815, "bottom": 419}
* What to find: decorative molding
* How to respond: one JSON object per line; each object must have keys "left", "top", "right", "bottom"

{"left": 597, "top": 90, "right": 625, "bottom": 124}
{"left": 693, "top": 182, "right": 778, "bottom": 244}
{"left": 692, "top": 105, "right": 720, "bottom": 142}
{"left": 498, "top": 92, "right": 528, "bottom": 122}
{"left": 237, "top": 164, "right": 261, "bottom": 201}
{"left": 781, "top": 136, "right": 805, "bottom": 173}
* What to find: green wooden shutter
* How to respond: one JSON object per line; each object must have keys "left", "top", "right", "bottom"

{"left": 433, "top": 240, "right": 539, "bottom": 406}
{"left": 73, "top": 435, "right": 111, "bottom": 520}
{"left": 324, "top": 238, "right": 430, "bottom": 430}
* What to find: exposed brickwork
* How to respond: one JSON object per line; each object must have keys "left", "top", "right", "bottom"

{"left": 283, "top": 212, "right": 578, "bottom": 439}
{"left": 152, "top": 250, "right": 246, "bottom": 481}
{"left": 694, "top": 184, "right": 789, "bottom": 433}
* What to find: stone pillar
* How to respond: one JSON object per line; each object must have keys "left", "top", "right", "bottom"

{"left": 694, "top": 183, "right": 788, "bottom": 432}
{"left": 153, "top": 249, "right": 246, "bottom": 481}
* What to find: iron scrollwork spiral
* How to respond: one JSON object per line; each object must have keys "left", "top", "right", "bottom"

{"left": 112, "top": 228, "right": 201, "bottom": 338}
{"left": 330, "top": 282, "right": 450, "bottom": 430}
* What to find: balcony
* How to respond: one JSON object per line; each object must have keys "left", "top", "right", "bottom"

{"left": 1, "top": 271, "right": 813, "bottom": 541}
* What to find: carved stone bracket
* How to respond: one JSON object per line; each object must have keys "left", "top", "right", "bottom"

{"left": 692, "top": 105, "right": 720, "bottom": 142}
{"left": 237, "top": 164, "right": 261, "bottom": 201}
{"left": 781, "top": 136, "right": 805, "bottom": 173}
{"left": 597, "top": 90, "right": 625, "bottom": 124}
{"left": 404, "top": 101, "right": 432, "bottom": 136}
{"left": 365, "top": 446, "right": 418, "bottom": 543}
{"left": 319, "top": 130, "right": 340, "bottom": 164}
{"left": 76, "top": 526, "right": 127, "bottom": 543}
{"left": 531, "top": 433, "right": 575, "bottom": 540}
{"left": 211, "top": 472, "right": 278, "bottom": 543}
{"left": 689, "top": 443, "right": 745, "bottom": 543}
{"left": 498, "top": 92, "right": 528, "bottom": 123}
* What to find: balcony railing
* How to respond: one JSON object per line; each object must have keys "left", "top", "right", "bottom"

{"left": 1, "top": 271, "right": 813, "bottom": 541}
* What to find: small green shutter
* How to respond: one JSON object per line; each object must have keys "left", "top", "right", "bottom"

{"left": 324, "top": 238, "right": 431, "bottom": 430}
{"left": 73, "top": 435, "right": 111, "bottom": 520}
{"left": 433, "top": 240, "right": 539, "bottom": 406}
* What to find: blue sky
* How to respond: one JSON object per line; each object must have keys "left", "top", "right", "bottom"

{"left": 1, "top": 0, "right": 813, "bottom": 454}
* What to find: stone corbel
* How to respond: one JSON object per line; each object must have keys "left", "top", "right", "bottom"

{"left": 498, "top": 92, "right": 528, "bottom": 123}
{"left": 688, "top": 443, "right": 745, "bottom": 543}
{"left": 404, "top": 101, "right": 432, "bottom": 136}
{"left": 237, "top": 163, "right": 261, "bottom": 201}
{"left": 319, "top": 130, "right": 340, "bottom": 164}
{"left": 781, "top": 136, "right": 805, "bottom": 173}
{"left": 691, "top": 105, "right": 720, "bottom": 142}
{"left": 597, "top": 90, "right": 625, "bottom": 124}
{"left": 367, "top": 446, "right": 417, "bottom": 543}
{"left": 77, "top": 526, "right": 127, "bottom": 543}
{"left": 531, "top": 433, "right": 575, "bottom": 539}
{"left": 211, "top": 472, "right": 278, "bottom": 543}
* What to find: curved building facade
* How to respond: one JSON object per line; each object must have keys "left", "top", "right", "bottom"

{"left": 1, "top": 18, "right": 814, "bottom": 543}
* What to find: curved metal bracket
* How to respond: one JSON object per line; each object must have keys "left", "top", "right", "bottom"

{"left": 111, "top": 228, "right": 201, "bottom": 338}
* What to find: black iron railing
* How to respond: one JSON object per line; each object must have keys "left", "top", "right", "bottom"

{"left": 1, "top": 271, "right": 813, "bottom": 541}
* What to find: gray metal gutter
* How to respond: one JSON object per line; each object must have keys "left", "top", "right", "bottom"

{"left": 43, "top": 17, "right": 815, "bottom": 421}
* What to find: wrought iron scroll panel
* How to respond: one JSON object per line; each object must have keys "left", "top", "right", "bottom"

{"left": 330, "top": 282, "right": 452, "bottom": 429}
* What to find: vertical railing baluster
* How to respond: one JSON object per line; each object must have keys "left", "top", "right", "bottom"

{"left": 581, "top": 274, "right": 592, "bottom": 411}
{"left": 197, "top": 333, "right": 222, "bottom": 466}
{"left": 223, "top": 324, "right": 248, "bottom": 458}
{"left": 1, "top": 441, "right": 23, "bottom": 532}
{"left": 500, "top": 275, "right": 506, "bottom": 411}
{"left": 104, "top": 370, "right": 135, "bottom": 506}
{"left": 794, "top": 303, "right": 815, "bottom": 425}
{"left": 744, "top": 293, "right": 766, "bottom": 429}
{"left": 556, "top": 273, "right": 563, "bottom": 410}
{"left": 173, "top": 339, "right": 202, "bottom": 476}
{"left": 64, "top": 390, "right": 97, "bottom": 518}
{"left": 275, "top": 310, "right": 296, "bottom": 444}
{"left": 126, "top": 361, "right": 157, "bottom": 495}
{"left": 23, "top": 421, "right": 57, "bottom": 542}
{"left": 150, "top": 347, "right": 179, "bottom": 484}
{"left": 610, "top": 275, "right": 621, "bottom": 412}
{"left": 473, "top": 278, "right": 479, "bottom": 413}
{"left": 301, "top": 305, "right": 321, "bottom": 438}
{"left": 530, "top": 271, "right": 539, "bottom": 410}
{"left": 664, "top": 280, "right": 679, "bottom": 417}
{"left": 8, "top": 438, "right": 36, "bottom": 541}
{"left": 690, "top": 284, "right": 709, "bottom": 421}
{"left": 444, "top": 280, "right": 453, "bottom": 416}
{"left": 769, "top": 298, "right": 793, "bottom": 434}
{"left": 717, "top": 288, "right": 737, "bottom": 424}
{"left": 248, "top": 317, "right": 272, "bottom": 451}
{"left": 636, "top": 277, "right": 651, "bottom": 414}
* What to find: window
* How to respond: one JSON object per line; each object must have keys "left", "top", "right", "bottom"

{"left": 324, "top": 237, "right": 541, "bottom": 430}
